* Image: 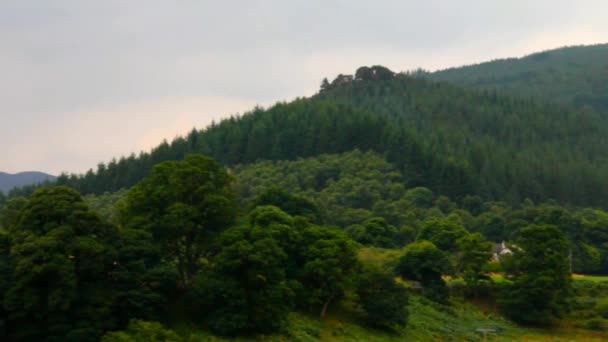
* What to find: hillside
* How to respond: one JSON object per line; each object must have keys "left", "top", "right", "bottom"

{"left": 0, "top": 171, "right": 55, "bottom": 193}
{"left": 421, "top": 44, "right": 608, "bottom": 113}
{"left": 11, "top": 65, "right": 608, "bottom": 209}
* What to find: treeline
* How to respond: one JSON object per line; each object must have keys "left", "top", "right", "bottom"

{"left": 12, "top": 99, "right": 472, "bottom": 201}
{"left": 56, "top": 150, "right": 608, "bottom": 275}
{"left": 10, "top": 65, "right": 608, "bottom": 208}
{"left": 0, "top": 155, "right": 410, "bottom": 340}
{"left": 0, "top": 154, "right": 580, "bottom": 340}
{"left": 234, "top": 151, "right": 608, "bottom": 275}
{"left": 317, "top": 66, "right": 608, "bottom": 207}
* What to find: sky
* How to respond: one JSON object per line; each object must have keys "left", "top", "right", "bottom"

{"left": 1, "top": 0, "right": 607, "bottom": 175}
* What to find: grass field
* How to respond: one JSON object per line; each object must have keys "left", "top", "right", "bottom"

{"left": 573, "top": 274, "right": 608, "bottom": 283}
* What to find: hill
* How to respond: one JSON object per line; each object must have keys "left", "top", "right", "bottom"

{"left": 0, "top": 171, "right": 55, "bottom": 193}
{"left": 12, "top": 65, "right": 608, "bottom": 208}
{"left": 421, "top": 44, "right": 608, "bottom": 113}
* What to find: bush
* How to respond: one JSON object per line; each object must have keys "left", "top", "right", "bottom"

{"left": 595, "top": 297, "right": 608, "bottom": 319}
{"left": 102, "top": 320, "right": 182, "bottom": 342}
{"left": 356, "top": 267, "right": 409, "bottom": 331}
{"left": 584, "top": 318, "right": 607, "bottom": 331}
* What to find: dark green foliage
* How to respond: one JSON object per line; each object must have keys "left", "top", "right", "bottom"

{"left": 191, "top": 208, "right": 297, "bottom": 335}
{"left": 346, "top": 217, "right": 399, "bottom": 248}
{"left": 0, "top": 196, "right": 26, "bottom": 230}
{"left": 110, "top": 228, "right": 178, "bottom": 326}
{"left": 318, "top": 69, "right": 608, "bottom": 207}
{"left": 0, "top": 231, "right": 11, "bottom": 338}
{"left": 4, "top": 186, "right": 118, "bottom": 341}
{"left": 251, "top": 187, "right": 322, "bottom": 224}
{"left": 473, "top": 211, "right": 507, "bottom": 242}
{"left": 356, "top": 267, "right": 408, "bottom": 331}
{"left": 404, "top": 187, "right": 435, "bottom": 208}
{"left": 297, "top": 225, "right": 360, "bottom": 318}
{"left": 102, "top": 320, "right": 182, "bottom": 342}
{"left": 456, "top": 233, "right": 493, "bottom": 291}
{"left": 13, "top": 62, "right": 608, "bottom": 209}
{"left": 425, "top": 44, "right": 608, "bottom": 113}
{"left": 417, "top": 217, "right": 469, "bottom": 251}
{"left": 396, "top": 241, "right": 450, "bottom": 303}
{"left": 121, "top": 154, "right": 236, "bottom": 287}
{"left": 499, "top": 224, "right": 573, "bottom": 325}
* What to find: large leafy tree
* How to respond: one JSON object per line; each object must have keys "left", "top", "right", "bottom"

{"left": 192, "top": 207, "right": 297, "bottom": 335}
{"left": 499, "top": 224, "right": 572, "bottom": 325}
{"left": 395, "top": 240, "right": 450, "bottom": 303}
{"left": 356, "top": 266, "right": 409, "bottom": 331}
{"left": 417, "top": 217, "right": 468, "bottom": 251}
{"left": 121, "top": 154, "right": 236, "bottom": 287}
{"left": 110, "top": 228, "right": 178, "bottom": 326}
{"left": 456, "top": 233, "right": 493, "bottom": 293}
{"left": 3, "top": 186, "right": 118, "bottom": 341}
{"left": 297, "top": 226, "right": 360, "bottom": 318}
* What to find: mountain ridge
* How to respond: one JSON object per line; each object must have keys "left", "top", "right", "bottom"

{"left": 0, "top": 171, "right": 56, "bottom": 193}
{"left": 421, "top": 43, "right": 608, "bottom": 112}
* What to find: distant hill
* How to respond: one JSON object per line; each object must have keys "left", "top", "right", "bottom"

{"left": 421, "top": 44, "right": 608, "bottom": 113}
{"left": 0, "top": 171, "right": 56, "bottom": 193}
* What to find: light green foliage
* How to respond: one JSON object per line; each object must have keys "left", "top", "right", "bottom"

{"left": 102, "top": 320, "right": 182, "bottom": 342}
{"left": 122, "top": 154, "right": 236, "bottom": 287}
{"left": 500, "top": 224, "right": 573, "bottom": 325}
{"left": 84, "top": 189, "right": 127, "bottom": 225}
{"left": 235, "top": 150, "right": 408, "bottom": 228}
{"left": 595, "top": 297, "right": 608, "bottom": 319}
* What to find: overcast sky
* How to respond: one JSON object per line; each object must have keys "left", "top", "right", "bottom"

{"left": 1, "top": 0, "right": 607, "bottom": 175}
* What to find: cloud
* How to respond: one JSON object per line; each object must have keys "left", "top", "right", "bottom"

{"left": 1, "top": 0, "right": 607, "bottom": 174}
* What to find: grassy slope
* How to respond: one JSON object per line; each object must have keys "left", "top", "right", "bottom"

{"left": 173, "top": 296, "right": 522, "bottom": 341}
{"left": 172, "top": 297, "right": 607, "bottom": 341}
{"left": 168, "top": 248, "right": 608, "bottom": 341}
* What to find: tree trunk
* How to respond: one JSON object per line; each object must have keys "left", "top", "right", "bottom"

{"left": 320, "top": 296, "right": 333, "bottom": 319}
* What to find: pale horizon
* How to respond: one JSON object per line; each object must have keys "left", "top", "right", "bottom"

{"left": 2, "top": 0, "right": 607, "bottom": 175}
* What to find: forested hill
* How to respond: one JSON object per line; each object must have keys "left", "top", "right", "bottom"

{"left": 0, "top": 171, "right": 55, "bottom": 193}
{"left": 421, "top": 43, "right": 608, "bottom": 113}
{"left": 12, "top": 65, "right": 608, "bottom": 209}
